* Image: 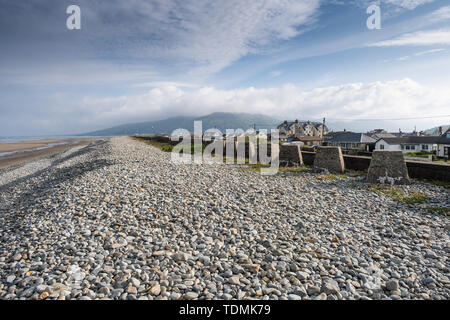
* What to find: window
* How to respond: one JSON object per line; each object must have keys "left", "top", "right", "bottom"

{"left": 380, "top": 144, "right": 385, "bottom": 150}
{"left": 422, "top": 145, "right": 428, "bottom": 150}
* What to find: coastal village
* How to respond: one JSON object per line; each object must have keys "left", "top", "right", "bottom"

{"left": 276, "top": 120, "right": 450, "bottom": 162}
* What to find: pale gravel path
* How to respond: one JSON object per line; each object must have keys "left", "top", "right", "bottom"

{"left": 0, "top": 137, "right": 449, "bottom": 300}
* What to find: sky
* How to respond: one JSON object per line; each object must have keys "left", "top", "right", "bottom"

{"left": 1, "top": 0, "right": 450, "bottom": 135}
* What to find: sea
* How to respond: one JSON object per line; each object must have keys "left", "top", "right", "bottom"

{"left": 0, "top": 135, "right": 100, "bottom": 157}
{"left": 0, "top": 135, "right": 102, "bottom": 144}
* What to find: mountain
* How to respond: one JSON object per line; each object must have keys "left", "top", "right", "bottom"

{"left": 81, "top": 112, "right": 281, "bottom": 136}
{"left": 423, "top": 125, "right": 450, "bottom": 136}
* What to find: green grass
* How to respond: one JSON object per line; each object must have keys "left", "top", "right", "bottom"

{"left": 426, "top": 207, "right": 450, "bottom": 216}
{"left": 132, "top": 136, "right": 174, "bottom": 152}
{"left": 246, "top": 163, "right": 310, "bottom": 174}
{"left": 316, "top": 174, "right": 347, "bottom": 181}
{"left": 247, "top": 163, "right": 271, "bottom": 172}
{"left": 345, "top": 170, "right": 367, "bottom": 178}
{"left": 279, "top": 166, "right": 310, "bottom": 173}
{"left": 132, "top": 136, "right": 207, "bottom": 154}
{"left": 397, "top": 192, "right": 428, "bottom": 204}
{"left": 407, "top": 150, "right": 436, "bottom": 157}
{"left": 369, "top": 185, "right": 428, "bottom": 204}
{"left": 424, "top": 180, "right": 450, "bottom": 189}
{"left": 301, "top": 146, "right": 316, "bottom": 152}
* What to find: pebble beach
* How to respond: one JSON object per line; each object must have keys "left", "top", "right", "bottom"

{"left": 0, "top": 136, "right": 449, "bottom": 300}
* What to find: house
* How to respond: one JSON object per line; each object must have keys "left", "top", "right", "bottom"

{"left": 437, "top": 128, "right": 450, "bottom": 159}
{"left": 366, "top": 129, "right": 397, "bottom": 141}
{"left": 375, "top": 136, "right": 440, "bottom": 153}
{"left": 277, "top": 120, "right": 328, "bottom": 140}
{"left": 325, "top": 132, "right": 377, "bottom": 152}
{"left": 293, "top": 136, "right": 323, "bottom": 146}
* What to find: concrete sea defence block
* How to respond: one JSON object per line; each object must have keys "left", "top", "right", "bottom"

{"left": 367, "top": 151, "right": 410, "bottom": 185}
{"left": 313, "top": 147, "right": 345, "bottom": 173}
{"left": 279, "top": 145, "right": 303, "bottom": 167}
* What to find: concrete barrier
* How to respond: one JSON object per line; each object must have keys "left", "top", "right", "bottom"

{"left": 313, "top": 147, "right": 345, "bottom": 173}
{"left": 367, "top": 151, "right": 410, "bottom": 185}
{"left": 279, "top": 145, "right": 303, "bottom": 167}
{"left": 301, "top": 151, "right": 315, "bottom": 166}
{"left": 343, "top": 155, "right": 372, "bottom": 172}
{"left": 405, "top": 161, "right": 450, "bottom": 181}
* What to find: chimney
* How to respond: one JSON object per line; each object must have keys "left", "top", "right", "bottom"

{"left": 439, "top": 126, "right": 443, "bottom": 135}
{"left": 295, "top": 119, "right": 299, "bottom": 123}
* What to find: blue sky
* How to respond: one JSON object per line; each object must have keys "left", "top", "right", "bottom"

{"left": 1, "top": 0, "right": 450, "bottom": 135}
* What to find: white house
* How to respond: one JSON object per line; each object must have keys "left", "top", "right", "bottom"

{"left": 375, "top": 137, "right": 439, "bottom": 154}
{"left": 326, "top": 132, "right": 376, "bottom": 151}
{"left": 437, "top": 128, "right": 450, "bottom": 159}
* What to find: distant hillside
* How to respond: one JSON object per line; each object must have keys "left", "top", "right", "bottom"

{"left": 423, "top": 125, "right": 450, "bottom": 136}
{"left": 82, "top": 112, "right": 281, "bottom": 136}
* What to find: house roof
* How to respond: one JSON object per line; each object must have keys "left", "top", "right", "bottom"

{"left": 277, "top": 121, "right": 327, "bottom": 131}
{"left": 377, "top": 136, "right": 442, "bottom": 144}
{"left": 295, "top": 136, "right": 324, "bottom": 141}
{"left": 327, "top": 132, "right": 376, "bottom": 143}
{"left": 369, "top": 133, "right": 397, "bottom": 140}
{"left": 438, "top": 128, "right": 450, "bottom": 144}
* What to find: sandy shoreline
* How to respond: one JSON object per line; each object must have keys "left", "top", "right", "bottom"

{"left": 0, "top": 139, "right": 71, "bottom": 153}
{"left": 0, "top": 138, "right": 104, "bottom": 170}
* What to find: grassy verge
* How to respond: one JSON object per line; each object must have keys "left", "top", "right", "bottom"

{"left": 279, "top": 166, "right": 310, "bottom": 173}
{"left": 424, "top": 180, "right": 450, "bottom": 189}
{"left": 132, "top": 136, "right": 206, "bottom": 154}
{"left": 131, "top": 136, "right": 174, "bottom": 152}
{"left": 316, "top": 174, "right": 347, "bottom": 181}
{"left": 246, "top": 163, "right": 310, "bottom": 174}
{"left": 369, "top": 185, "right": 428, "bottom": 204}
{"left": 345, "top": 169, "right": 367, "bottom": 178}
{"left": 426, "top": 207, "right": 450, "bottom": 216}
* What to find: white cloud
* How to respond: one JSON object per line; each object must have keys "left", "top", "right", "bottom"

{"left": 429, "top": 5, "right": 450, "bottom": 21}
{"left": 368, "top": 29, "right": 450, "bottom": 46}
{"left": 270, "top": 70, "right": 283, "bottom": 77}
{"left": 384, "top": 48, "right": 446, "bottom": 62}
{"left": 63, "top": 79, "right": 450, "bottom": 131}
{"left": 4, "top": 78, "right": 449, "bottom": 134}
{"left": 382, "top": 0, "right": 434, "bottom": 10}
{"left": 84, "top": 0, "right": 321, "bottom": 75}
{"left": 414, "top": 48, "right": 445, "bottom": 56}
{"left": 354, "top": 0, "right": 435, "bottom": 10}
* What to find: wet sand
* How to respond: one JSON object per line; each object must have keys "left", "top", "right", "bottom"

{"left": 0, "top": 139, "right": 70, "bottom": 153}
{"left": 0, "top": 138, "right": 104, "bottom": 170}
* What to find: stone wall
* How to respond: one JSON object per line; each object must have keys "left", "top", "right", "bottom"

{"left": 301, "top": 151, "right": 315, "bottom": 166}
{"left": 313, "top": 147, "right": 345, "bottom": 173}
{"left": 138, "top": 136, "right": 450, "bottom": 181}
{"left": 405, "top": 161, "right": 450, "bottom": 182}
{"left": 343, "top": 155, "right": 372, "bottom": 172}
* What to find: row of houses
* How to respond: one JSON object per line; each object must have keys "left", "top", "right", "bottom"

{"left": 277, "top": 120, "right": 450, "bottom": 159}
{"left": 325, "top": 129, "right": 450, "bottom": 159}
{"left": 277, "top": 120, "right": 328, "bottom": 146}
{"left": 376, "top": 132, "right": 450, "bottom": 158}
